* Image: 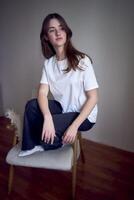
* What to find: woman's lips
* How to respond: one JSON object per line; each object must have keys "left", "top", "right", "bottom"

{"left": 56, "top": 37, "right": 63, "bottom": 40}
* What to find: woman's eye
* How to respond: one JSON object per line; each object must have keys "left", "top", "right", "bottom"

{"left": 48, "top": 29, "right": 55, "bottom": 33}
{"left": 60, "top": 27, "right": 64, "bottom": 30}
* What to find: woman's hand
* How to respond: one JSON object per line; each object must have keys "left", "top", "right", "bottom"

{"left": 42, "top": 115, "right": 56, "bottom": 144}
{"left": 62, "top": 124, "right": 78, "bottom": 144}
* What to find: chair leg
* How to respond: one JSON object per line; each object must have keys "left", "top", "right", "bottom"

{"left": 8, "top": 165, "right": 14, "bottom": 194}
{"left": 78, "top": 133, "right": 85, "bottom": 163}
{"left": 72, "top": 135, "right": 78, "bottom": 200}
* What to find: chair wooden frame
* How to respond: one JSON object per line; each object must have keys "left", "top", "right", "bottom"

{"left": 7, "top": 126, "right": 85, "bottom": 200}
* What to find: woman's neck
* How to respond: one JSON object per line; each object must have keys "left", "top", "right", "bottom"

{"left": 55, "top": 47, "right": 66, "bottom": 61}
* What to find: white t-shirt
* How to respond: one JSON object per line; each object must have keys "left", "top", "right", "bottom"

{"left": 40, "top": 55, "right": 99, "bottom": 123}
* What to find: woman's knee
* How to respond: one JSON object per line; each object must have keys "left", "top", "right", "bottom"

{"left": 25, "top": 98, "right": 38, "bottom": 113}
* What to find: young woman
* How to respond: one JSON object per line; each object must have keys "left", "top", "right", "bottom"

{"left": 19, "top": 13, "right": 99, "bottom": 157}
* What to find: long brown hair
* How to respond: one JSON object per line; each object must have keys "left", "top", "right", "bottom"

{"left": 40, "top": 13, "right": 92, "bottom": 72}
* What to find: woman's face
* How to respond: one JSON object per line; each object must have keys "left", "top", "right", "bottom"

{"left": 46, "top": 18, "right": 67, "bottom": 49}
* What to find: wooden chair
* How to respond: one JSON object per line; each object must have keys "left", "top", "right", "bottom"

{"left": 6, "top": 117, "right": 85, "bottom": 200}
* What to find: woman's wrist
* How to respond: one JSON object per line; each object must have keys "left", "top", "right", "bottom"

{"left": 43, "top": 112, "right": 52, "bottom": 120}
{"left": 71, "top": 121, "right": 79, "bottom": 130}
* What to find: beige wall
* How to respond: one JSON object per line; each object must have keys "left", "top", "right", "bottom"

{"left": 0, "top": 0, "right": 134, "bottom": 152}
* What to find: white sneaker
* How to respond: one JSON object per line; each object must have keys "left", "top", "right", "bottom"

{"left": 18, "top": 145, "right": 44, "bottom": 157}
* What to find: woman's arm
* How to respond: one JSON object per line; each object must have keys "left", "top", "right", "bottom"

{"left": 62, "top": 88, "right": 98, "bottom": 144}
{"left": 37, "top": 84, "right": 55, "bottom": 144}
{"left": 37, "top": 84, "right": 51, "bottom": 117}
{"left": 72, "top": 88, "right": 98, "bottom": 128}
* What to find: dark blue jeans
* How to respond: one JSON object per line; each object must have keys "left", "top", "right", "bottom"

{"left": 21, "top": 99, "right": 95, "bottom": 151}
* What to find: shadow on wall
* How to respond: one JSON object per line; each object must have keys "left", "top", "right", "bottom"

{"left": 0, "top": 83, "right": 4, "bottom": 116}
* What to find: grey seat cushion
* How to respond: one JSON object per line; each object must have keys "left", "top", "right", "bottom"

{"left": 6, "top": 142, "right": 80, "bottom": 171}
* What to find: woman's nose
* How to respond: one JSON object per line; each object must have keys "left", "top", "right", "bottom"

{"left": 56, "top": 29, "right": 61, "bottom": 36}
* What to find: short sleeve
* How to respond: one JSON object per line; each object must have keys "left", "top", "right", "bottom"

{"left": 83, "top": 56, "right": 99, "bottom": 91}
{"left": 40, "top": 60, "right": 49, "bottom": 84}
